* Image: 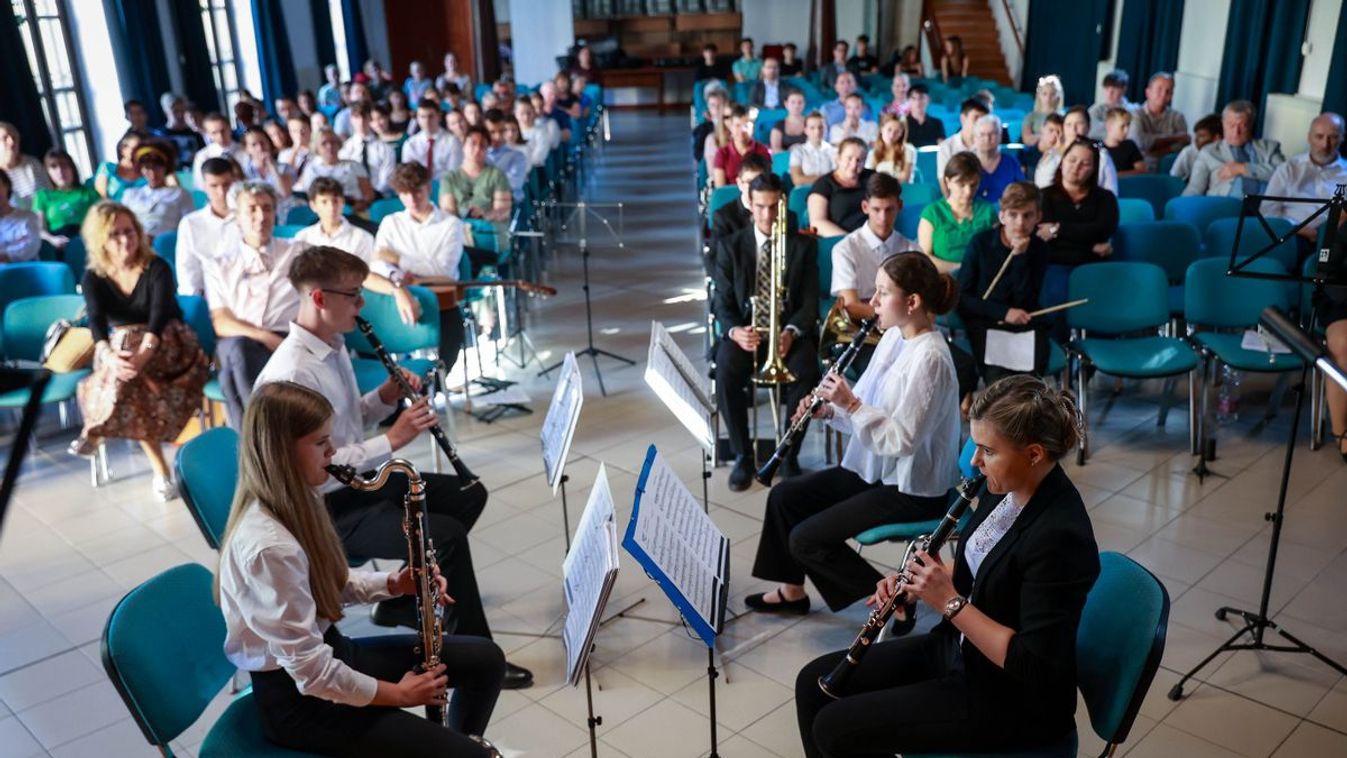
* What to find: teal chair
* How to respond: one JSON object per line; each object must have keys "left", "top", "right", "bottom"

{"left": 102, "top": 564, "right": 323, "bottom": 757}
{"left": 788, "top": 185, "right": 812, "bottom": 229}
{"left": 1163, "top": 195, "right": 1242, "bottom": 235}
{"left": 817, "top": 234, "right": 844, "bottom": 323}
{"left": 1117, "top": 174, "right": 1184, "bottom": 220}
{"left": 369, "top": 196, "right": 405, "bottom": 224}
{"left": 1203, "top": 216, "right": 1298, "bottom": 270}
{"left": 174, "top": 427, "right": 239, "bottom": 549}
{"left": 273, "top": 224, "right": 305, "bottom": 239}
{"left": 178, "top": 294, "right": 225, "bottom": 424}
{"left": 1112, "top": 221, "right": 1202, "bottom": 317}
{"left": 1067, "top": 262, "right": 1198, "bottom": 463}
{"left": 191, "top": 190, "right": 208, "bottom": 209}
{"left": 901, "top": 183, "right": 941, "bottom": 206}
{"left": 708, "top": 185, "right": 741, "bottom": 217}
{"left": 0, "top": 295, "right": 90, "bottom": 411}
{"left": 152, "top": 230, "right": 178, "bottom": 273}
{"left": 916, "top": 146, "right": 939, "bottom": 186}
{"left": 285, "top": 205, "right": 319, "bottom": 226}
{"left": 898, "top": 201, "right": 928, "bottom": 240}
{"left": 1158, "top": 151, "right": 1179, "bottom": 175}
{"left": 772, "top": 150, "right": 793, "bottom": 189}
{"left": 908, "top": 552, "right": 1170, "bottom": 758}
{"left": 1116, "top": 197, "right": 1155, "bottom": 225}
{"left": 346, "top": 285, "right": 441, "bottom": 395}
{"left": 753, "top": 108, "right": 787, "bottom": 143}
{"left": 854, "top": 438, "right": 978, "bottom": 552}
{"left": 62, "top": 236, "right": 87, "bottom": 282}
{"left": 0, "top": 263, "right": 77, "bottom": 357}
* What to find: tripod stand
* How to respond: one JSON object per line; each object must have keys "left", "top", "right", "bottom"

{"left": 539, "top": 201, "right": 634, "bottom": 396}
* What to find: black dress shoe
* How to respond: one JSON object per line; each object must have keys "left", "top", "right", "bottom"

{"left": 780, "top": 456, "right": 802, "bottom": 479}
{"left": 744, "top": 590, "right": 810, "bottom": 615}
{"left": 728, "top": 455, "right": 754, "bottom": 492}
{"left": 502, "top": 661, "right": 534, "bottom": 690}
{"left": 370, "top": 598, "right": 419, "bottom": 629}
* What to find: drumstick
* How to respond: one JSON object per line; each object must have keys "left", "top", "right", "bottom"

{"left": 1026, "top": 299, "right": 1089, "bottom": 318}
{"left": 981, "top": 252, "right": 1016, "bottom": 300}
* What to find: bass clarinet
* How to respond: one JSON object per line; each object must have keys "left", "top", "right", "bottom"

{"left": 817, "top": 473, "right": 987, "bottom": 699}
{"left": 755, "top": 317, "right": 878, "bottom": 486}
{"left": 355, "top": 315, "right": 480, "bottom": 490}
{"left": 326, "top": 459, "right": 448, "bottom": 724}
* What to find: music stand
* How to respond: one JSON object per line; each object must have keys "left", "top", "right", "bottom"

{"left": 0, "top": 368, "right": 53, "bottom": 539}
{"left": 1169, "top": 187, "right": 1347, "bottom": 700}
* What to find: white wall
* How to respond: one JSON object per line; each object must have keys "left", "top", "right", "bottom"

{"left": 741, "top": 0, "right": 811, "bottom": 50}
{"left": 835, "top": 0, "right": 877, "bottom": 46}
{"left": 508, "top": 0, "right": 573, "bottom": 88}
{"left": 991, "top": 0, "right": 1029, "bottom": 86}
{"left": 1298, "top": 0, "right": 1340, "bottom": 99}
{"left": 156, "top": 0, "right": 184, "bottom": 103}
{"left": 1172, "top": 0, "right": 1229, "bottom": 127}
{"left": 67, "top": 2, "right": 124, "bottom": 166}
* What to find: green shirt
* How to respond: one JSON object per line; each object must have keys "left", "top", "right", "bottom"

{"left": 32, "top": 185, "right": 100, "bottom": 232}
{"left": 439, "top": 165, "right": 510, "bottom": 218}
{"left": 732, "top": 57, "right": 762, "bottom": 81}
{"left": 921, "top": 198, "right": 997, "bottom": 264}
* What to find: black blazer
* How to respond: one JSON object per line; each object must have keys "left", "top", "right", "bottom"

{"left": 939, "top": 464, "right": 1100, "bottom": 738}
{"left": 711, "top": 202, "right": 799, "bottom": 242}
{"left": 712, "top": 224, "right": 819, "bottom": 338}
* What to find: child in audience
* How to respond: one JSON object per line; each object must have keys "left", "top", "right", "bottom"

{"left": 121, "top": 145, "right": 194, "bottom": 241}
{"left": 297, "top": 128, "right": 374, "bottom": 213}
{"left": 789, "top": 113, "right": 838, "bottom": 189}
{"left": 1170, "top": 114, "right": 1221, "bottom": 181}
{"left": 33, "top": 150, "right": 98, "bottom": 249}
{"left": 1104, "top": 108, "right": 1146, "bottom": 176}
{"left": 829, "top": 93, "right": 879, "bottom": 146}
{"left": 281, "top": 116, "right": 313, "bottom": 176}
{"left": 866, "top": 114, "right": 916, "bottom": 183}
{"left": 1033, "top": 114, "right": 1066, "bottom": 188}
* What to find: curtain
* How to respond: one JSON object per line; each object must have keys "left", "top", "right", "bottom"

{"left": 310, "top": 0, "right": 338, "bottom": 72}
{"left": 251, "top": 0, "right": 298, "bottom": 107}
{"left": 102, "top": 0, "right": 172, "bottom": 130}
{"left": 1216, "top": 0, "right": 1310, "bottom": 131}
{"left": 166, "top": 2, "right": 222, "bottom": 115}
{"left": 341, "top": 0, "right": 369, "bottom": 74}
{"left": 0, "top": 3, "right": 52, "bottom": 156}
{"left": 1113, "top": 0, "right": 1185, "bottom": 103}
{"left": 1020, "top": 0, "right": 1110, "bottom": 108}
{"left": 1323, "top": 0, "right": 1347, "bottom": 135}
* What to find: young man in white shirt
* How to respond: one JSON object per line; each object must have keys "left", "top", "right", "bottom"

{"left": 828, "top": 93, "right": 879, "bottom": 147}
{"left": 935, "top": 98, "right": 989, "bottom": 192}
{"left": 175, "top": 157, "right": 235, "bottom": 296}
{"left": 253, "top": 245, "right": 533, "bottom": 691}
{"left": 339, "top": 102, "right": 396, "bottom": 196}
{"left": 204, "top": 182, "right": 306, "bottom": 427}
{"left": 483, "top": 109, "right": 529, "bottom": 199}
{"left": 831, "top": 173, "right": 914, "bottom": 330}
{"left": 401, "top": 99, "right": 462, "bottom": 177}
{"left": 191, "top": 112, "right": 248, "bottom": 187}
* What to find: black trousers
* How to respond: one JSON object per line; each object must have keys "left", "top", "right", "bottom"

{"left": 714, "top": 334, "right": 821, "bottom": 459}
{"left": 218, "top": 334, "right": 282, "bottom": 429}
{"left": 250, "top": 626, "right": 504, "bottom": 757}
{"left": 752, "top": 467, "right": 947, "bottom": 611}
{"left": 795, "top": 629, "right": 1066, "bottom": 757}
{"left": 325, "top": 472, "right": 492, "bottom": 638}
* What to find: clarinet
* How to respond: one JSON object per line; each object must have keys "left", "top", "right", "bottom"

{"left": 817, "top": 473, "right": 987, "bottom": 699}
{"left": 354, "top": 315, "right": 480, "bottom": 491}
{"left": 755, "top": 318, "right": 878, "bottom": 486}
{"left": 326, "top": 460, "right": 448, "bottom": 725}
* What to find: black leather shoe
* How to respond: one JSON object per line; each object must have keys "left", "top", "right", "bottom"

{"left": 744, "top": 589, "right": 810, "bottom": 615}
{"left": 728, "top": 455, "right": 753, "bottom": 492}
{"left": 889, "top": 601, "right": 918, "bottom": 637}
{"left": 370, "top": 598, "right": 418, "bottom": 629}
{"left": 502, "top": 661, "right": 534, "bottom": 690}
{"left": 780, "top": 456, "right": 802, "bottom": 479}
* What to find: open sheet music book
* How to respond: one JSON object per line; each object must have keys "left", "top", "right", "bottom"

{"left": 541, "top": 352, "right": 584, "bottom": 494}
{"left": 644, "top": 321, "right": 715, "bottom": 451}
{"left": 622, "top": 445, "right": 730, "bottom": 647}
{"left": 562, "top": 464, "right": 621, "bottom": 686}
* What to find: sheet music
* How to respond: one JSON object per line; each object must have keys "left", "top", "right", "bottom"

{"left": 984, "top": 329, "right": 1036, "bottom": 372}
{"left": 644, "top": 321, "right": 715, "bottom": 451}
{"left": 625, "top": 447, "right": 728, "bottom": 635}
{"left": 541, "top": 352, "right": 584, "bottom": 493}
{"left": 562, "top": 464, "right": 620, "bottom": 686}
{"left": 1241, "top": 328, "right": 1291, "bottom": 354}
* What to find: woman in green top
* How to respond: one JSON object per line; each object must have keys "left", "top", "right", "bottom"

{"left": 918, "top": 152, "right": 996, "bottom": 273}
{"left": 33, "top": 149, "right": 99, "bottom": 250}
{"left": 95, "top": 131, "right": 148, "bottom": 200}
{"left": 438, "top": 126, "right": 512, "bottom": 222}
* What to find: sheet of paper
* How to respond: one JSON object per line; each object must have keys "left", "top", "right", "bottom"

{"left": 1241, "top": 328, "right": 1291, "bottom": 354}
{"left": 984, "top": 329, "right": 1036, "bottom": 372}
{"left": 541, "top": 352, "right": 584, "bottom": 493}
{"left": 644, "top": 321, "right": 715, "bottom": 451}
{"left": 562, "top": 464, "right": 619, "bottom": 686}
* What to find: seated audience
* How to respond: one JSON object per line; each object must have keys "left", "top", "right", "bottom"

{"left": 770, "top": 90, "right": 809, "bottom": 153}
{"left": 711, "top": 153, "right": 774, "bottom": 255}
{"left": 242, "top": 126, "right": 297, "bottom": 204}
{"left": 882, "top": 74, "right": 911, "bottom": 118}
{"left": 905, "top": 84, "right": 947, "bottom": 148}
{"left": 694, "top": 88, "right": 729, "bottom": 164}
{"left": 1032, "top": 114, "right": 1067, "bottom": 187}
{"left": 866, "top": 115, "right": 916, "bottom": 183}
{"left": 789, "top": 113, "right": 838, "bottom": 188}
{"left": 193, "top": 112, "right": 248, "bottom": 187}
{"left": 440, "top": 126, "right": 512, "bottom": 223}
{"left": 436, "top": 51, "right": 472, "bottom": 96}
{"left": 1039, "top": 140, "right": 1119, "bottom": 267}
{"left": 316, "top": 64, "right": 342, "bottom": 110}
{"left": 1261, "top": 113, "right": 1347, "bottom": 243}
{"left": 695, "top": 42, "right": 730, "bottom": 83}
{"left": 403, "top": 60, "right": 433, "bottom": 102}
{"left": 1038, "top": 107, "right": 1118, "bottom": 195}
{"left": 1087, "top": 69, "right": 1132, "bottom": 140}
{"left": 973, "top": 115, "right": 1025, "bottom": 202}
{"left": 831, "top": 174, "right": 916, "bottom": 342}
{"left": 780, "top": 43, "right": 803, "bottom": 77}
{"left": 892, "top": 45, "right": 925, "bottom": 78}
{"left": 371, "top": 104, "right": 409, "bottom": 157}
{"left": 123, "top": 100, "right": 150, "bottom": 134}
{"left": 483, "top": 109, "right": 529, "bottom": 199}
{"left": 732, "top": 38, "right": 762, "bottom": 83}
{"left": 121, "top": 145, "right": 194, "bottom": 241}
{"left": 386, "top": 89, "right": 413, "bottom": 135}
{"left": 936, "top": 99, "right": 991, "bottom": 191}
{"left": 153, "top": 94, "right": 205, "bottom": 170}
{"left": 175, "top": 157, "right": 235, "bottom": 297}
{"left": 333, "top": 81, "right": 372, "bottom": 138}
{"left": 0, "top": 169, "right": 42, "bottom": 262}
{"left": 338, "top": 103, "right": 395, "bottom": 196}
{"left": 297, "top": 128, "right": 374, "bottom": 213}
{"left": 515, "top": 98, "right": 558, "bottom": 167}
{"left": 919, "top": 153, "right": 996, "bottom": 272}
{"left": 821, "top": 41, "right": 858, "bottom": 91}
{"left": 262, "top": 120, "right": 292, "bottom": 157}
{"left": 96, "top": 131, "right": 147, "bottom": 200}
{"left": 751, "top": 57, "right": 786, "bottom": 109}
{"left": 821, "top": 72, "right": 872, "bottom": 128}
{"left": 809, "top": 138, "right": 874, "bottom": 236}
{"left": 1183, "top": 100, "right": 1285, "bottom": 197}
{"left": 569, "top": 45, "right": 598, "bottom": 83}
{"left": 1133, "top": 72, "right": 1191, "bottom": 169}
{"left": 33, "top": 150, "right": 98, "bottom": 249}
{"left": 829, "top": 94, "right": 879, "bottom": 146}
{"left": 713, "top": 105, "right": 771, "bottom": 187}
{"left": 402, "top": 99, "right": 463, "bottom": 178}
{"left": 849, "top": 35, "right": 879, "bottom": 74}
{"left": 537, "top": 82, "right": 573, "bottom": 142}
{"left": 71, "top": 201, "right": 208, "bottom": 501}
{"left": 939, "top": 35, "right": 969, "bottom": 82}
{"left": 1170, "top": 113, "right": 1220, "bottom": 181}
{"left": 280, "top": 115, "right": 313, "bottom": 176}
{"left": 1103, "top": 108, "right": 1146, "bottom": 176}
{"left": 1021, "top": 75, "right": 1064, "bottom": 149}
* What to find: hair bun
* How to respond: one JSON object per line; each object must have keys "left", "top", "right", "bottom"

{"left": 933, "top": 273, "right": 959, "bottom": 315}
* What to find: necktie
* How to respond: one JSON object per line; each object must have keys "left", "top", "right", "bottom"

{"left": 359, "top": 140, "right": 370, "bottom": 174}
{"left": 1231, "top": 143, "right": 1251, "bottom": 164}
{"left": 754, "top": 240, "right": 773, "bottom": 332}
{"left": 425, "top": 136, "right": 435, "bottom": 172}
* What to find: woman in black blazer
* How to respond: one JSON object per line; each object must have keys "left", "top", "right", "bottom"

{"left": 794, "top": 374, "right": 1100, "bottom": 757}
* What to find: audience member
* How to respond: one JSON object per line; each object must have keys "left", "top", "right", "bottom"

{"left": 96, "top": 131, "right": 149, "bottom": 201}
{"left": 820, "top": 72, "right": 872, "bottom": 128}
{"left": 809, "top": 137, "right": 874, "bottom": 236}
{"left": 243, "top": 126, "right": 298, "bottom": 203}
{"left": 1169, "top": 113, "right": 1220, "bottom": 181}
{"left": 401, "top": 99, "right": 462, "bottom": 178}
{"left": 0, "top": 169, "right": 41, "bottom": 262}
{"left": 33, "top": 150, "right": 98, "bottom": 249}
{"left": 262, "top": 120, "right": 292, "bottom": 156}
{"left": 280, "top": 115, "right": 313, "bottom": 176}
{"left": 832, "top": 173, "right": 915, "bottom": 342}
{"left": 882, "top": 74, "right": 911, "bottom": 118}
{"left": 1045, "top": 106, "right": 1118, "bottom": 195}
{"left": 297, "top": 128, "right": 374, "bottom": 213}
{"left": 780, "top": 43, "right": 803, "bottom": 77}
{"left": 821, "top": 41, "right": 858, "bottom": 91}
{"left": 124, "top": 100, "right": 150, "bottom": 133}
{"left": 1132, "top": 72, "right": 1190, "bottom": 168}
{"left": 695, "top": 43, "right": 730, "bottom": 82}
{"left": 316, "top": 64, "right": 342, "bottom": 110}
{"left": 403, "top": 60, "right": 433, "bottom": 102}
{"left": 905, "top": 84, "right": 947, "bottom": 148}
{"left": 386, "top": 89, "right": 413, "bottom": 135}
{"left": 770, "top": 90, "right": 809, "bottom": 153}
{"left": 1183, "top": 100, "right": 1284, "bottom": 197}
{"left": 569, "top": 46, "right": 598, "bottom": 81}
{"left": 750, "top": 57, "right": 785, "bottom": 109}
{"left": 919, "top": 153, "right": 996, "bottom": 272}
{"left": 829, "top": 93, "right": 879, "bottom": 146}
{"left": 694, "top": 88, "right": 729, "bottom": 164}
{"left": 436, "top": 52, "right": 472, "bottom": 96}
{"left": 295, "top": 89, "right": 318, "bottom": 118}
{"left": 440, "top": 126, "right": 512, "bottom": 223}
{"left": 516, "top": 97, "right": 559, "bottom": 166}
{"left": 1021, "top": 75, "right": 1064, "bottom": 149}
{"left": 121, "top": 144, "right": 193, "bottom": 241}
{"left": 711, "top": 153, "right": 774, "bottom": 249}
{"left": 1103, "top": 108, "right": 1146, "bottom": 175}
{"left": 1039, "top": 140, "right": 1119, "bottom": 267}
{"left": 338, "top": 103, "right": 394, "bottom": 196}
{"left": 866, "top": 115, "right": 916, "bottom": 183}
{"left": 849, "top": 35, "right": 879, "bottom": 74}
{"left": 538, "top": 81, "right": 574, "bottom": 142}
{"left": 974, "top": 115, "right": 1025, "bottom": 202}
{"left": 789, "top": 113, "right": 838, "bottom": 188}
{"left": 192, "top": 112, "right": 248, "bottom": 187}
{"left": 939, "top": 35, "right": 969, "bottom": 82}
{"left": 0, "top": 122, "right": 50, "bottom": 209}
{"left": 360, "top": 59, "right": 394, "bottom": 102}
{"left": 332, "top": 81, "right": 372, "bottom": 138}
{"left": 1033, "top": 114, "right": 1067, "bottom": 187}
{"left": 936, "top": 98, "right": 990, "bottom": 189}
{"left": 233, "top": 101, "right": 261, "bottom": 136}
{"left": 154, "top": 94, "right": 205, "bottom": 170}
{"left": 892, "top": 45, "right": 925, "bottom": 78}
{"left": 370, "top": 104, "right": 408, "bottom": 157}
{"left": 175, "top": 157, "right": 235, "bottom": 297}
{"left": 483, "top": 109, "right": 529, "bottom": 199}
{"left": 308, "top": 109, "right": 330, "bottom": 134}
{"left": 72, "top": 201, "right": 208, "bottom": 500}
{"left": 1087, "top": 69, "right": 1132, "bottom": 140}
{"left": 1261, "top": 113, "right": 1347, "bottom": 243}
{"left": 732, "top": 38, "right": 763, "bottom": 83}
{"left": 713, "top": 105, "right": 771, "bottom": 187}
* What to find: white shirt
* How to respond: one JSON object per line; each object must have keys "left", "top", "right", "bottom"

{"left": 121, "top": 184, "right": 195, "bottom": 238}
{"left": 400, "top": 129, "right": 462, "bottom": 177}
{"left": 175, "top": 205, "right": 236, "bottom": 296}
{"left": 789, "top": 141, "right": 838, "bottom": 178}
{"left": 0, "top": 209, "right": 41, "bottom": 262}
{"left": 487, "top": 145, "right": 529, "bottom": 197}
{"left": 192, "top": 142, "right": 247, "bottom": 187}
{"left": 534, "top": 116, "right": 562, "bottom": 151}
{"left": 296, "top": 159, "right": 367, "bottom": 200}
{"left": 826, "top": 329, "right": 960, "bottom": 495}
{"left": 965, "top": 493, "right": 1021, "bottom": 578}
{"left": 4, "top": 156, "right": 49, "bottom": 209}
{"left": 1261, "top": 153, "right": 1347, "bottom": 229}
{"left": 339, "top": 135, "right": 396, "bottom": 194}
{"left": 204, "top": 235, "right": 305, "bottom": 331}
{"left": 279, "top": 146, "right": 312, "bottom": 176}
{"left": 1169, "top": 144, "right": 1200, "bottom": 181}
{"left": 373, "top": 207, "right": 464, "bottom": 280}
{"left": 865, "top": 143, "right": 918, "bottom": 180}
{"left": 831, "top": 224, "right": 916, "bottom": 299}
{"left": 255, "top": 323, "right": 398, "bottom": 494}
{"left": 936, "top": 131, "right": 976, "bottom": 180}
{"left": 518, "top": 127, "right": 551, "bottom": 167}
{"left": 829, "top": 120, "right": 879, "bottom": 146}
{"left": 293, "top": 219, "right": 375, "bottom": 263}
{"left": 218, "top": 501, "right": 394, "bottom": 705}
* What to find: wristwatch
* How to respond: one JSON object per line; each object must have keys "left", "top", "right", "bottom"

{"left": 943, "top": 595, "right": 969, "bottom": 620}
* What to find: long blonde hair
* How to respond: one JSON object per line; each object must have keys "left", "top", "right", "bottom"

{"left": 871, "top": 114, "right": 910, "bottom": 171}
{"left": 217, "top": 381, "right": 350, "bottom": 621}
{"left": 81, "top": 201, "right": 152, "bottom": 277}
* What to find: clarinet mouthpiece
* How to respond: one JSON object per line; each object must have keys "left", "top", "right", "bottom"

{"left": 325, "top": 464, "right": 357, "bottom": 484}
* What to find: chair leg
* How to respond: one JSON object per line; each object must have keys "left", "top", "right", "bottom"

{"left": 1188, "top": 368, "right": 1199, "bottom": 455}
{"left": 1157, "top": 376, "right": 1177, "bottom": 427}
{"left": 1310, "top": 368, "right": 1324, "bottom": 450}
{"left": 1077, "top": 358, "right": 1090, "bottom": 464}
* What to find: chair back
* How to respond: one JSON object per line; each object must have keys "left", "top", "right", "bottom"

{"left": 1203, "top": 216, "right": 1297, "bottom": 270}
{"left": 3, "top": 294, "right": 87, "bottom": 361}
{"left": 915, "top": 146, "right": 939, "bottom": 187}
{"left": 177, "top": 294, "right": 218, "bottom": 358}
{"left": 464, "top": 218, "right": 501, "bottom": 255}
{"left": 709, "top": 185, "right": 741, "bottom": 216}
{"left": 898, "top": 201, "right": 928, "bottom": 240}
{"left": 1163, "top": 195, "right": 1242, "bottom": 235}
{"left": 817, "top": 234, "right": 843, "bottom": 314}
{"left": 1112, "top": 221, "right": 1201, "bottom": 283}
{"left": 345, "top": 285, "right": 440, "bottom": 355}
{"left": 191, "top": 190, "right": 208, "bottom": 210}
{"left": 61, "top": 236, "right": 88, "bottom": 281}
{"left": 151, "top": 230, "right": 178, "bottom": 268}
{"left": 285, "top": 205, "right": 319, "bottom": 226}
{"left": 1077, "top": 552, "right": 1170, "bottom": 749}
{"left": 1116, "top": 197, "right": 1155, "bottom": 225}
{"left": 788, "top": 185, "right": 812, "bottom": 227}
{"left": 1184, "top": 257, "right": 1291, "bottom": 329}
{"left": 369, "top": 196, "right": 405, "bottom": 224}
{"left": 0, "top": 263, "right": 77, "bottom": 317}
{"left": 901, "top": 183, "right": 940, "bottom": 206}
{"left": 1067, "top": 262, "right": 1170, "bottom": 333}
{"left": 102, "top": 564, "right": 236, "bottom": 750}
{"left": 772, "top": 151, "right": 792, "bottom": 183}
{"left": 175, "top": 427, "right": 239, "bottom": 549}
{"left": 753, "top": 109, "right": 787, "bottom": 143}
{"left": 1117, "top": 174, "right": 1184, "bottom": 219}
{"left": 273, "top": 224, "right": 305, "bottom": 239}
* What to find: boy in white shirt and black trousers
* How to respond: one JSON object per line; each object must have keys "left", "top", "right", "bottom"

{"left": 253, "top": 244, "right": 534, "bottom": 690}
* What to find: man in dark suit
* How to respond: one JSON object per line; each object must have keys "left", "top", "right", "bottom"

{"left": 710, "top": 153, "right": 799, "bottom": 260}
{"left": 713, "top": 173, "right": 821, "bottom": 490}
{"left": 749, "top": 58, "right": 786, "bottom": 109}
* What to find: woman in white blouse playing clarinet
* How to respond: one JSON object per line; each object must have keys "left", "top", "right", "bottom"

{"left": 216, "top": 381, "right": 505, "bottom": 758}
{"left": 745, "top": 251, "right": 961, "bottom": 632}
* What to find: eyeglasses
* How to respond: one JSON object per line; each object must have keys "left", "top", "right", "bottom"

{"left": 321, "top": 287, "right": 363, "bottom": 300}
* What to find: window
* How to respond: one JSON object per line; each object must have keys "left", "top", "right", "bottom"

{"left": 199, "top": 0, "right": 244, "bottom": 113}
{"left": 10, "top": 0, "right": 95, "bottom": 176}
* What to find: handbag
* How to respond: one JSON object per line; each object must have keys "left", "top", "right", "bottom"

{"left": 41, "top": 319, "right": 95, "bottom": 372}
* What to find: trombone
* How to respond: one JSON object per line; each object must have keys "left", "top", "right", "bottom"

{"left": 750, "top": 195, "right": 795, "bottom": 386}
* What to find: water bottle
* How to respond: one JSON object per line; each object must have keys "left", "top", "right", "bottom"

{"left": 1216, "top": 364, "right": 1241, "bottom": 424}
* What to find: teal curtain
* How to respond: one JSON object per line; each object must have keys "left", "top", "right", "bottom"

{"left": 341, "top": 0, "right": 369, "bottom": 73}
{"left": 1217, "top": 0, "right": 1310, "bottom": 131}
{"left": 1114, "top": 0, "right": 1185, "bottom": 103}
{"left": 1324, "top": 0, "right": 1347, "bottom": 143}
{"left": 103, "top": 0, "right": 172, "bottom": 129}
{"left": 1020, "top": 0, "right": 1110, "bottom": 108}
{"left": 167, "top": 2, "right": 222, "bottom": 114}
{"left": 252, "top": 0, "right": 297, "bottom": 107}
{"left": 310, "top": 0, "right": 338, "bottom": 71}
{"left": 0, "top": 3, "right": 52, "bottom": 155}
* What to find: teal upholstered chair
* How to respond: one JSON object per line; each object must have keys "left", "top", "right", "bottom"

{"left": 0, "top": 262, "right": 77, "bottom": 359}
{"left": 1203, "top": 216, "right": 1298, "bottom": 270}
{"left": 708, "top": 185, "right": 741, "bottom": 223}
{"left": 853, "top": 438, "right": 978, "bottom": 553}
{"left": 1112, "top": 220, "right": 1202, "bottom": 318}
{"left": 273, "top": 224, "right": 305, "bottom": 239}
{"left": 369, "top": 196, "right": 405, "bottom": 224}
{"left": 788, "top": 185, "right": 812, "bottom": 227}
{"left": 0, "top": 295, "right": 90, "bottom": 428}
{"left": 175, "top": 427, "right": 239, "bottom": 549}
{"left": 1163, "top": 195, "right": 1242, "bottom": 236}
{"left": 177, "top": 294, "right": 227, "bottom": 426}
{"left": 152, "top": 230, "right": 178, "bottom": 274}
{"left": 102, "top": 563, "right": 323, "bottom": 757}
{"left": 1116, "top": 197, "right": 1155, "bottom": 225}
{"left": 907, "top": 552, "right": 1170, "bottom": 758}
{"left": 346, "top": 286, "right": 441, "bottom": 393}
{"left": 1117, "top": 174, "right": 1184, "bottom": 220}
{"left": 61, "top": 237, "right": 87, "bottom": 282}
{"left": 284, "top": 205, "right": 319, "bottom": 226}
{"left": 901, "top": 183, "right": 941, "bottom": 207}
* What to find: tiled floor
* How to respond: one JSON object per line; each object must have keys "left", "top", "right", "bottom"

{"left": 1, "top": 112, "right": 1346, "bottom": 757}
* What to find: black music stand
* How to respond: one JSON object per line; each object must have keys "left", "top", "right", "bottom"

{"left": 0, "top": 368, "right": 53, "bottom": 539}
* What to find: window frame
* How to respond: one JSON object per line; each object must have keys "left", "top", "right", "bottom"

{"left": 10, "top": 0, "right": 96, "bottom": 177}
{"left": 199, "top": 0, "right": 245, "bottom": 113}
